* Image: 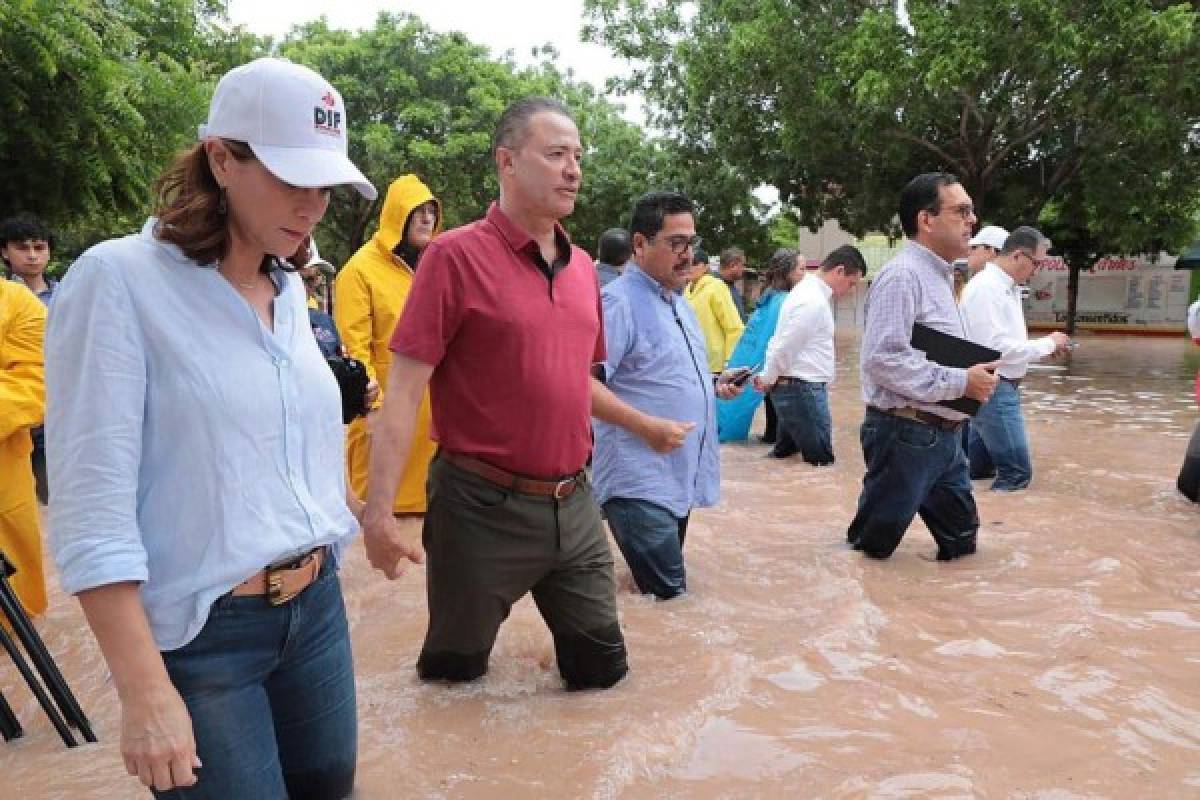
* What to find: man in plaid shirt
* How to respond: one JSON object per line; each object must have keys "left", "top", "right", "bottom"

{"left": 847, "top": 173, "right": 999, "bottom": 561}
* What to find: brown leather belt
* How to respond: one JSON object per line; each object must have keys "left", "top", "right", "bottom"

{"left": 232, "top": 547, "right": 325, "bottom": 606}
{"left": 870, "top": 405, "right": 965, "bottom": 432}
{"left": 440, "top": 451, "right": 584, "bottom": 499}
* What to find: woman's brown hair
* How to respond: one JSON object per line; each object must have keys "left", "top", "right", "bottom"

{"left": 153, "top": 139, "right": 257, "bottom": 267}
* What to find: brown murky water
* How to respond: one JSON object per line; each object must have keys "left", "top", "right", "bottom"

{"left": 4, "top": 333, "right": 1199, "bottom": 799}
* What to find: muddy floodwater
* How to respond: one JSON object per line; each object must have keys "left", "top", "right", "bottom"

{"left": 4, "top": 333, "right": 1199, "bottom": 799}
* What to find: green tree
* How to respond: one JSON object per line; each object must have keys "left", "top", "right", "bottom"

{"left": 0, "top": 0, "right": 264, "bottom": 260}
{"left": 585, "top": 0, "right": 1200, "bottom": 330}
{"left": 279, "top": 15, "right": 670, "bottom": 266}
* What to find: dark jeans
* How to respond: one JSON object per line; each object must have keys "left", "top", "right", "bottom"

{"left": 847, "top": 407, "right": 979, "bottom": 560}
{"left": 603, "top": 497, "right": 690, "bottom": 600}
{"left": 967, "top": 379, "right": 1032, "bottom": 491}
{"left": 157, "top": 557, "right": 356, "bottom": 800}
{"left": 761, "top": 394, "right": 778, "bottom": 443}
{"left": 770, "top": 380, "right": 834, "bottom": 465}
{"left": 31, "top": 427, "right": 47, "bottom": 505}
{"left": 418, "top": 456, "right": 628, "bottom": 690}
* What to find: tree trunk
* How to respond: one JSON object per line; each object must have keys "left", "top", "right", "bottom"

{"left": 1065, "top": 261, "right": 1081, "bottom": 335}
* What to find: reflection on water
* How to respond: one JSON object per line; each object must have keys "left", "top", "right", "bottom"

{"left": 3, "top": 334, "right": 1198, "bottom": 798}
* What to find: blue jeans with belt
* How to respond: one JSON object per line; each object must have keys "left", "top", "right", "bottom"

{"left": 847, "top": 407, "right": 979, "bottom": 560}
{"left": 967, "top": 378, "right": 1033, "bottom": 491}
{"left": 770, "top": 380, "right": 834, "bottom": 465}
{"left": 156, "top": 556, "right": 356, "bottom": 800}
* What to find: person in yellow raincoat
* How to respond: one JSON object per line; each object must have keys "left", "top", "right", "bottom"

{"left": 335, "top": 175, "right": 442, "bottom": 514}
{"left": 0, "top": 279, "right": 48, "bottom": 616}
{"left": 684, "top": 249, "right": 745, "bottom": 373}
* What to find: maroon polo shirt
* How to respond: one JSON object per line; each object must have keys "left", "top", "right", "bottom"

{"left": 389, "top": 202, "right": 604, "bottom": 477}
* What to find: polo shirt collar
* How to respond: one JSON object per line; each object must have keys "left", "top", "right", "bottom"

{"left": 486, "top": 202, "right": 572, "bottom": 258}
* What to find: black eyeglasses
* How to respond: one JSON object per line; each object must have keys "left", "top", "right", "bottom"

{"left": 927, "top": 203, "right": 975, "bottom": 220}
{"left": 650, "top": 234, "right": 702, "bottom": 255}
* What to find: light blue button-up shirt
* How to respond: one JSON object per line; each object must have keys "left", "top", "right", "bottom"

{"left": 45, "top": 220, "right": 357, "bottom": 650}
{"left": 593, "top": 263, "right": 720, "bottom": 518}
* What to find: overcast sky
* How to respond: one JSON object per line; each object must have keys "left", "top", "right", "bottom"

{"left": 225, "top": 0, "right": 639, "bottom": 116}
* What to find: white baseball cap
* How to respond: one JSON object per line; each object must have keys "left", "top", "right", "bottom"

{"left": 199, "top": 58, "right": 377, "bottom": 201}
{"left": 969, "top": 225, "right": 1009, "bottom": 250}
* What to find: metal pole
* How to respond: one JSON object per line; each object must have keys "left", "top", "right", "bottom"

{"left": 0, "top": 553, "right": 96, "bottom": 743}
{"left": 0, "top": 617, "right": 75, "bottom": 746}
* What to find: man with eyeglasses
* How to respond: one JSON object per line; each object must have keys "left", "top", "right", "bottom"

{"left": 848, "top": 172, "right": 1000, "bottom": 561}
{"left": 959, "top": 226, "right": 1070, "bottom": 491}
{"left": 591, "top": 191, "right": 745, "bottom": 599}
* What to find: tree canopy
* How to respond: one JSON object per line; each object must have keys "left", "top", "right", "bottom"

{"left": 2, "top": 2, "right": 763, "bottom": 269}
{"left": 585, "top": 0, "right": 1200, "bottom": 324}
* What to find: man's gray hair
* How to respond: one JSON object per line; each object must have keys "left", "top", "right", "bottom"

{"left": 492, "top": 97, "right": 573, "bottom": 154}
{"left": 1002, "top": 226, "right": 1050, "bottom": 255}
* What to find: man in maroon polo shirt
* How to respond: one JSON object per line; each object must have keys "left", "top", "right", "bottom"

{"left": 361, "top": 97, "right": 628, "bottom": 689}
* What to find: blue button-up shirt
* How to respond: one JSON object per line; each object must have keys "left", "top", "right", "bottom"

{"left": 860, "top": 240, "right": 970, "bottom": 420}
{"left": 45, "top": 220, "right": 357, "bottom": 650}
{"left": 593, "top": 263, "right": 720, "bottom": 517}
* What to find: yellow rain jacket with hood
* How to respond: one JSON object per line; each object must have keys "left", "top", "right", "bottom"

{"left": 334, "top": 175, "right": 441, "bottom": 513}
{"left": 685, "top": 272, "right": 745, "bottom": 372}
{"left": 0, "top": 281, "right": 48, "bottom": 615}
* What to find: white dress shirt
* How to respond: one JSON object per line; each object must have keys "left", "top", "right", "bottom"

{"left": 959, "top": 262, "right": 1056, "bottom": 379}
{"left": 763, "top": 273, "right": 835, "bottom": 384}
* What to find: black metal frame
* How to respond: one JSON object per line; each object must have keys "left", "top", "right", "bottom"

{"left": 0, "top": 551, "right": 96, "bottom": 747}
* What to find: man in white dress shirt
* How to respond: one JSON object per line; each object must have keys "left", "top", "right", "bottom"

{"left": 755, "top": 245, "right": 866, "bottom": 465}
{"left": 959, "top": 226, "right": 1070, "bottom": 491}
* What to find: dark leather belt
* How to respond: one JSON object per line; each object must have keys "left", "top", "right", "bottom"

{"left": 440, "top": 451, "right": 584, "bottom": 499}
{"left": 1000, "top": 376, "right": 1022, "bottom": 388}
{"left": 776, "top": 376, "right": 826, "bottom": 386}
{"left": 233, "top": 546, "right": 325, "bottom": 606}
{"left": 870, "top": 405, "right": 965, "bottom": 432}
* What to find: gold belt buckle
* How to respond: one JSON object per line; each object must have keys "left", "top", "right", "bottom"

{"left": 266, "top": 569, "right": 299, "bottom": 606}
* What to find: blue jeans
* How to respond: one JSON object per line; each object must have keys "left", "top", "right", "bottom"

{"left": 603, "top": 498, "right": 689, "bottom": 600}
{"left": 967, "top": 379, "right": 1032, "bottom": 491}
{"left": 157, "top": 557, "right": 356, "bottom": 800}
{"left": 770, "top": 381, "right": 834, "bottom": 465}
{"left": 847, "top": 407, "right": 979, "bottom": 560}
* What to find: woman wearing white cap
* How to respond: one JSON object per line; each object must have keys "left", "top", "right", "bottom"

{"left": 45, "top": 58, "right": 416, "bottom": 798}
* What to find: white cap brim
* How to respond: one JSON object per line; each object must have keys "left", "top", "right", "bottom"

{"left": 250, "top": 142, "right": 377, "bottom": 201}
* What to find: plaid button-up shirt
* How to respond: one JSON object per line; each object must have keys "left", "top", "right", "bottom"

{"left": 860, "top": 240, "right": 970, "bottom": 420}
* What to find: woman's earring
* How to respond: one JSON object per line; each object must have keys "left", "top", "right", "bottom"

{"left": 218, "top": 188, "right": 228, "bottom": 216}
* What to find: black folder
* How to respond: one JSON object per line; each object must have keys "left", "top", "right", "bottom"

{"left": 910, "top": 323, "right": 1001, "bottom": 415}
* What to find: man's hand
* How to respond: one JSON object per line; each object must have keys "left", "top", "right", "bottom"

{"left": 362, "top": 509, "right": 424, "bottom": 580}
{"left": 964, "top": 360, "right": 1000, "bottom": 402}
{"left": 714, "top": 370, "right": 747, "bottom": 400}
{"left": 751, "top": 375, "right": 773, "bottom": 394}
{"left": 1048, "top": 331, "right": 1071, "bottom": 354}
{"left": 638, "top": 417, "right": 696, "bottom": 453}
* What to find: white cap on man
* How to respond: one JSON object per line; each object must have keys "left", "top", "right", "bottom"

{"left": 199, "top": 57, "right": 377, "bottom": 201}
{"left": 969, "top": 225, "right": 1009, "bottom": 250}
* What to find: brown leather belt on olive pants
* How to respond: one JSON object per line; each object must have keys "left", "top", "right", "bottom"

{"left": 232, "top": 547, "right": 325, "bottom": 606}
{"left": 438, "top": 451, "right": 584, "bottom": 499}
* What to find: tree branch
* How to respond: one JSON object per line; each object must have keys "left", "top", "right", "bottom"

{"left": 887, "top": 129, "right": 969, "bottom": 175}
